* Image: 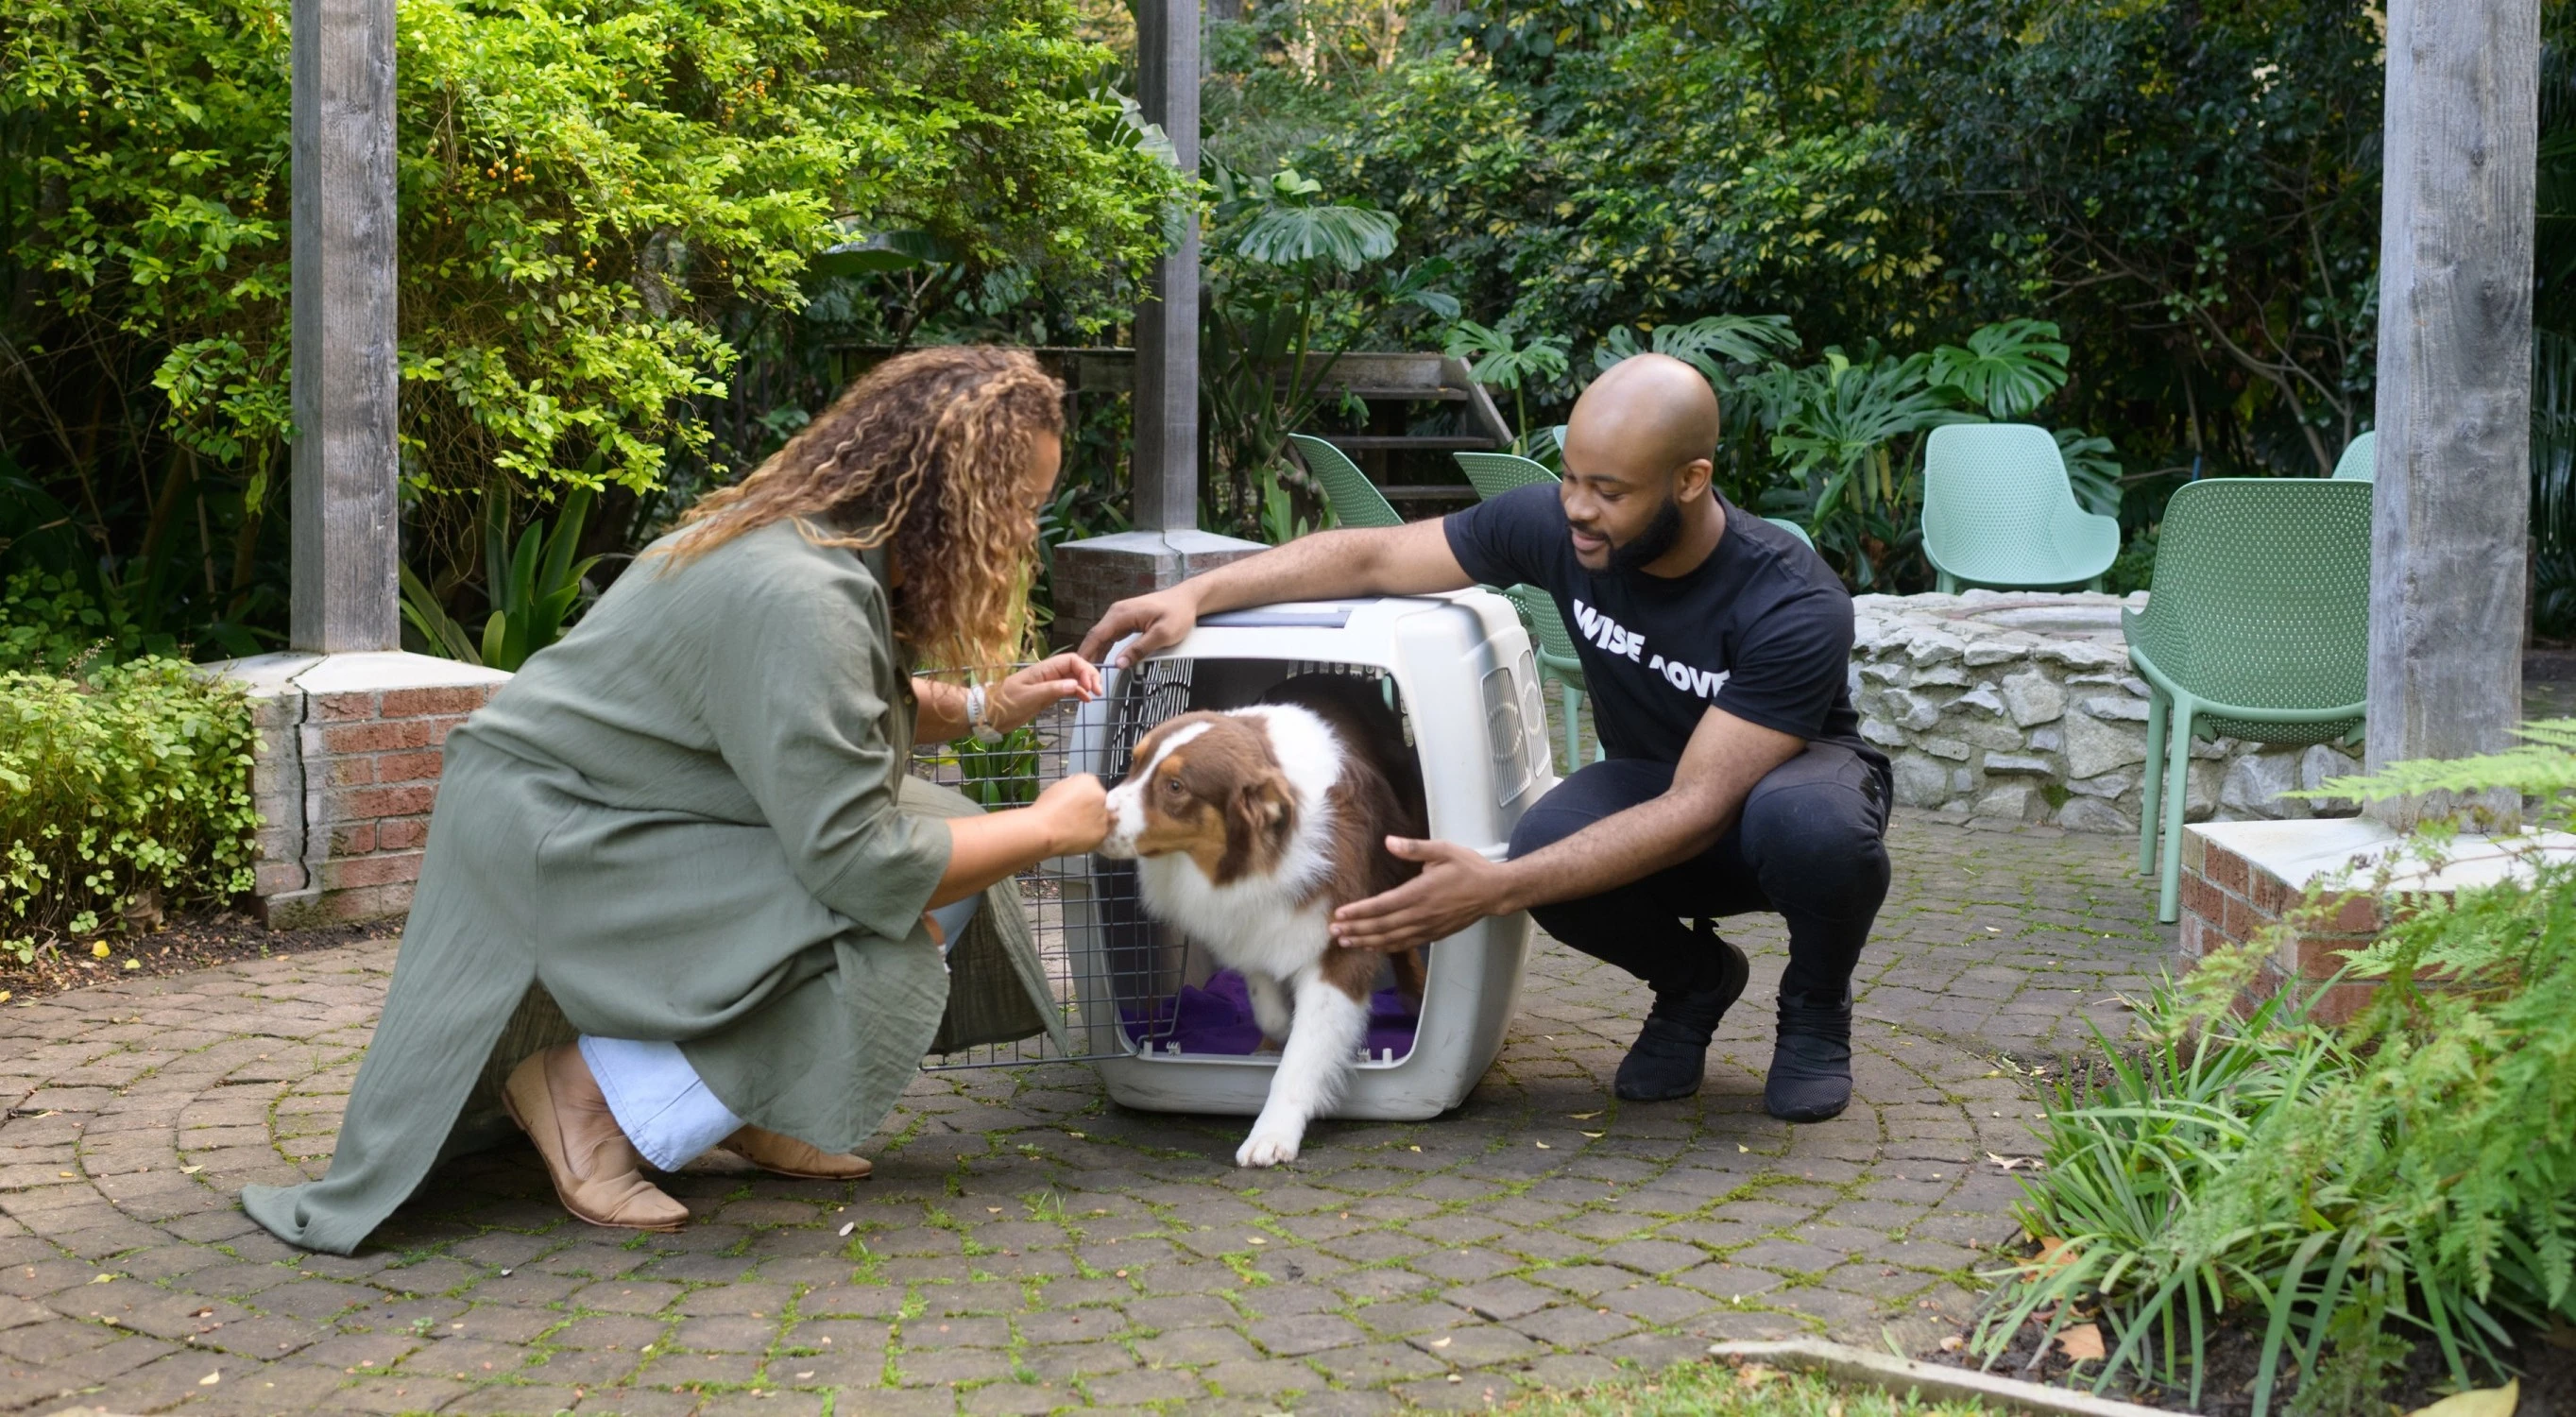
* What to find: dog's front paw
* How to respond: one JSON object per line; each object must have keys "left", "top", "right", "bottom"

{"left": 1236, "top": 1128, "right": 1303, "bottom": 1168}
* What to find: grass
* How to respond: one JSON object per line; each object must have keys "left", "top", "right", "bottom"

{"left": 1476, "top": 1361, "right": 1995, "bottom": 1415}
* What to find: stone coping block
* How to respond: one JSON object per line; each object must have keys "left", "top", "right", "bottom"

{"left": 1852, "top": 590, "right": 2361, "bottom": 835}
{"left": 2180, "top": 817, "right": 2576, "bottom": 1021}
{"left": 203, "top": 650, "right": 513, "bottom": 929}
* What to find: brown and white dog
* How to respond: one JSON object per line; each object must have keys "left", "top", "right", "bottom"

{"left": 1097, "top": 675, "right": 1429, "bottom": 1168}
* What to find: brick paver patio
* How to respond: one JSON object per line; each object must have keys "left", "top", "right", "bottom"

{"left": 0, "top": 812, "right": 2169, "bottom": 1415}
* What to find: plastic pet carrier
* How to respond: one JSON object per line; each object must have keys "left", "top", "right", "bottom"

{"left": 1055, "top": 590, "right": 1556, "bottom": 1120}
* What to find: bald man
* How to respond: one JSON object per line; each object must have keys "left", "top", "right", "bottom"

{"left": 1079, "top": 354, "right": 1892, "bottom": 1122}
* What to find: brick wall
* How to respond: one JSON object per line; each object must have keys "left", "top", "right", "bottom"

{"left": 2176, "top": 826, "right": 2385, "bottom": 1024}
{"left": 2174, "top": 819, "right": 2572, "bottom": 1025}
{"left": 217, "top": 652, "right": 512, "bottom": 929}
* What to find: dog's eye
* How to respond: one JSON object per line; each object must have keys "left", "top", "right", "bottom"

{"left": 1161, "top": 777, "right": 1184, "bottom": 795}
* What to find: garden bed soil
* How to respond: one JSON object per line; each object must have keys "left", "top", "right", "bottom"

{"left": 1925, "top": 1307, "right": 2576, "bottom": 1415}
{"left": 0, "top": 912, "right": 393, "bottom": 1003}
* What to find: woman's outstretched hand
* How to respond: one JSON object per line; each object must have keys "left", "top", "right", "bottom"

{"left": 992, "top": 653, "right": 1102, "bottom": 730}
{"left": 1032, "top": 773, "right": 1110, "bottom": 856}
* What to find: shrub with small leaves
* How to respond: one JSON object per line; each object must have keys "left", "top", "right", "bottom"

{"left": 0, "top": 569, "right": 144, "bottom": 674}
{"left": 0, "top": 659, "right": 259, "bottom": 961}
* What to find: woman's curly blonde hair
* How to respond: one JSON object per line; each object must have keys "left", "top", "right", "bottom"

{"left": 654, "top": 346, "right": 1065, "bottom": 671}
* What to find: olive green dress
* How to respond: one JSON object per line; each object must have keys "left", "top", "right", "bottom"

{"left": 243, "top": 518, "right": 1059, "bottom": 1255}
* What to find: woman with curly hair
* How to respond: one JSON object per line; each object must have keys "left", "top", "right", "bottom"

{"left": 246, "top": 348, "right": 1112, "bottom": 1251}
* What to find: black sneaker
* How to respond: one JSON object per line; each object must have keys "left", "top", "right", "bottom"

{"left": 1613, "top": 926, "right": 1750, "bottom": 1102}
{"left": 1765, "top": 993, "right": 1854, "bottom": 1122}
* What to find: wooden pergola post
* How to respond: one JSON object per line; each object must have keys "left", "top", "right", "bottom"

{"left": 288, "top": 0, "right": 401, "bottom": 653}
{"left": 1048, "top": 0, "right": 1261, "bottom": 650}
{"left": 1131, "top": 0, "right": 1202, "bottom": 532}
{"left": 223, "top": 0, "right": 506, "bottom": 929}
{"left": 2366, "top": 0, "right": 2539, "bottom": 826}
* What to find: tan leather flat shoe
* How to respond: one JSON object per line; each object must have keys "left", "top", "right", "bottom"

{"left": 503, "top": 1045, "right": 690, "bottom": 1231}
{"left": 718, "top": 1124, "right": 875, "bottom": 1181}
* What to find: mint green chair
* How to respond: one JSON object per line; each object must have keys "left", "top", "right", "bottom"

{"left": 1766, "top": 517, "right": 1816, "bottom": 550}
{"left": 1456, "top": 451, "right": 1557, "bottom": 500}
{"left": 1288, "top": 435, "right": 1400, "bottom": 529}
{"left": 2126, "top": 478, "right": 2373, "bottom": 921}
{"left": 1921, "top": 423, "right": 2120, "bottom": 592}
{"left": 2330, "top": 431, "right": 2377, "bottom": 482}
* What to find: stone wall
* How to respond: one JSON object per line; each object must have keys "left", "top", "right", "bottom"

{"left": 1851, "top": 591, "right": 2361, "bottom": 833}
{"left": 213, "top": 651, "right": 512, "bottom": 927}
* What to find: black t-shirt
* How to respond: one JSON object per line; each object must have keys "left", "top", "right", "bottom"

{"left": 1444, "top": 484, "right": 1877, "bottom": 766}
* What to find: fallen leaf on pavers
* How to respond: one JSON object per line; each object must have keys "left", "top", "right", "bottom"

{"left": 1940, "top": 1336, "right": 1966, "bottom": 1352}
{"left": 837, "top": 1222, "right": 855, "bottom": 1238}
{"left": 1987, "top": 1152, "right": 2042, "bottom": 1170}
{"left": 2056, "top": 1323, "right": 2105, "bottom": 1362}
{"left": 2405, "top": 1380, "right": 2519, "bottom": 1417}
{"left": 1569, "top": 1111, "right": 1601, "bottom": 1120}
{"left": 1580, "top": 1132, "right": 1605, "bottom": 1139}
{"left": 1534, "top": 1141, "right": 1550, "bottom": 1150}
{"left": 199, "top": 1371, "right": 221, "bottom": 1386}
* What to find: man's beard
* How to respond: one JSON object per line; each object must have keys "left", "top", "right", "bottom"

{"left": 1606, "top": 493, "right": 1686, "bottom": 573}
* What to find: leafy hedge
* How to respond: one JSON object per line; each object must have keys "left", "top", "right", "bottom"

{"left": 0, "top": 659, "right": 258, "bottom": 961}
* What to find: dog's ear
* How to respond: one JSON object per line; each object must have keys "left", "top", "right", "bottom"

{"left": 1215, "top": 776, "right": 1294, "bottom": 884}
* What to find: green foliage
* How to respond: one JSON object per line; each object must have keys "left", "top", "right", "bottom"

{"left": 1235, "top": 0, "right": 2386, "bottom": 565}
{"left": 2, "top": 0, "right": 1179, "bottom": 652}
{"left": 1927, "top": 321, "right": 2074, "bottom": 422}
{"left": 0, "top": 658, "right": 257, "bottom": 960}
{"left": 1983, "top": 722, "right": 2576, "bottom": 1413}
{"left": 0, "top": 570, "right": 145, "bottom": 674}
{"left": 401, "top": 485, "right": 604, "bottom": 671}
{"left": 1445, "top": 317, "right": 1569, "bottom": 453}
{"left": 1199, "top": 162, "right": 1457, "bottom": 539}
{"left": 941, "top": 726, "right": 1044, "bottom": 809}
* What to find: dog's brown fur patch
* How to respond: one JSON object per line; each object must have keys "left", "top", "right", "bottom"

{"left": 1117, "top": 677, "right": 1436, "bottom": 1009}
{"left": 1256, "top": 677, "right": 1432, "bottom": 1006}
{"left": 1123, "top": 712, "right": 1300, "bottom": 886}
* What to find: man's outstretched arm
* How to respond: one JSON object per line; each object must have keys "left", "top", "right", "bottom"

{"left": 1328, "top": 706, "right": 1805, "bottom": 951}
{"left": 1075, "top": 520, "right": 1472, "bottom": 667}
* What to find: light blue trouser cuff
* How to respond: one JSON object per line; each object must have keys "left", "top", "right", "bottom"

{"left": 578, "top": 1034, "right": 745, "bottom": 1172}
{"left": 927, "top": 894, "right": 981, "bottom": 956}
{"left": 579, "top": 896, "right": 978, "bottom": 1170}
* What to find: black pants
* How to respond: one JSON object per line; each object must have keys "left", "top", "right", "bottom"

{"left": 1508, "top": 743, "right": 1893, "bottom": 1008}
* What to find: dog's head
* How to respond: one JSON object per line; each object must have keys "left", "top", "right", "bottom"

{"left": 1098, "top": 710, "right": 1298, "bottom": 884}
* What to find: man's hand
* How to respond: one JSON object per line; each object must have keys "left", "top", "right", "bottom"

{"left": 1075, "top": 588, "right": 1198, "bottom": 669}
{"left": 1329, "top": 838, "right": 1514, "bottom": 952}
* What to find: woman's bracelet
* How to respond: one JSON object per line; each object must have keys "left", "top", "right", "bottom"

{"left": 964, "top": 682, "right": 1004, "bottom": 743}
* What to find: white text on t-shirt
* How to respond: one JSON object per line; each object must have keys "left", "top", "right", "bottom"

{"left": 1572, "top": 598, "right": 1732, "bottom": 701}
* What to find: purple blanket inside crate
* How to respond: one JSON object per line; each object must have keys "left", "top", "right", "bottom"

{"left": 1122, "top": 968, "right": 1419, "bottom": 1058}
